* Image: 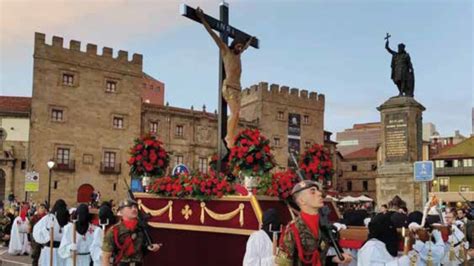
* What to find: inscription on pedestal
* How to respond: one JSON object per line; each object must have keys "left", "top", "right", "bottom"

{"left": 385, "top": 113, "right": 408, "bottom": 162}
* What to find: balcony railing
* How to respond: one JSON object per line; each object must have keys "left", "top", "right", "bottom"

{"left": 435, "top": 166, "right": 474, "bottom": 176}
{"left": 54, "top": 159, "right": 76, "bottom": 172}
{"left": 100, "top": 162, "right": 121, "bottom": 174}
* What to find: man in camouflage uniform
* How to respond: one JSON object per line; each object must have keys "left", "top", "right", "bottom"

{"left": 275, "top": 180, "right": 352, "bottom": 266}
{"left": 0, "top": 207, "right": 11, "bottom": 246}
{"left": 102, "top": 199, "right": 161, "bottom": 265}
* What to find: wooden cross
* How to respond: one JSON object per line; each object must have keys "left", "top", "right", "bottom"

{"left": 181, "top": 3, "right": 259, "bottom": 172}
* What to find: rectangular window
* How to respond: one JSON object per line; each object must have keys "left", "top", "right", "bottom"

{"left": 439, "top": 177, "right": 449, "bottom": 192}
{"left": 305, "top": 141, "right": 311, "bottom": 149}
{"left": 198, "top": 158, "right": 208, "bottom": 174}
{"left": 113, "top": 117, "right": 124, "bottom": 129}
{"left": 113, "top": 183, "right": 117, "bottom": 191}
{"left": 347, "top": 181, "right": 352, "bottom": 192}
{"left": 175, "top": 125, "right": 184, "bottom": 137}
{"left": 435, "top": 160, "right": 444, "bottom": 168}
{"left": 274, "top": 137, "right": 280, "bottom": 147}
{"left": 463, "top": 159, "right": 473, "bottom": 167}
{"left": 351, "top": 165, "right": 358, "bottom": 171}
{"left": 363, "top": 181, "right": 369, "bottom": 191}
{"left": 54, "top": 181, "right": 58, "bottom": 189}
{"left": 150, "top": 121, "right": 158, "bottom": 134}
{"left": 277, "top": 111, "right": 284, "bottom": 120}
{"left": 303, "top": 115, "right": 309, "bottom": 124}
{"left": 21, "top": 161, "right": 26, "bottom": 170}
{"left": 62, "top": 73, "right": 74, "bottom": 86}
{"left": 57, "top": 148, "right": 70, "bottom": 165}
{"left": 460, "top": 186, "right": 471, "bottom": 192}
{"left": 51, "top": 109, "right": 64, "bottom": 121}
{"left": 175, "top": 155, "right": 184, "bottom": 166}
{"left": 104, "top": 152, "right": 116, "bottom": 168}
{"left": 106, "top": 80, "right": 117, "bottom": 92}
{"left": 371, "top": 164, "right": 377, "bottom": 171}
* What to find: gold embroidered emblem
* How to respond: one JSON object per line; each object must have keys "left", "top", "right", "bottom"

{"left": 181, "top": 205, "right": 192, "bottom": 220}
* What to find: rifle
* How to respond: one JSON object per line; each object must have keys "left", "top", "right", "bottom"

{"left": 288, "top": 149, "right": 345, "bottom": 261}
{"left": 458, "top": 192, "right": 474, "bottom": 210}
{"left": 123, "top": 177, "right": 153, "bottom": 247}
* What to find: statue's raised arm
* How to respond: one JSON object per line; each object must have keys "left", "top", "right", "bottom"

{"left": 385, "top": 40, "right": 396, "bottom": 55}
{"left": 196, "top": 7, "right": 228, "bottom": 54}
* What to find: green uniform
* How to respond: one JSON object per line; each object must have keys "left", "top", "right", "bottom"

{"left": 275, "top": 215, "right": 331, "bottom": 266}
{"left": 103, "top": 221, "right": 146, "bottom": 264}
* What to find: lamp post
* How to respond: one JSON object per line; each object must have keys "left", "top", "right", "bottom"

{"left": 47, "top": 160, "right": 55, "bottom": 207}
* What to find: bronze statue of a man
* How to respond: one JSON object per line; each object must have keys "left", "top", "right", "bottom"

{"left": 196, "top": 7, "right": 254, "bottom": 148}
{"left": 385, "top": 34, "right": 415, "bottom": 97}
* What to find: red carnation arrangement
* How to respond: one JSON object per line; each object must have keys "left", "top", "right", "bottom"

{"left": 299, "top": 144, "right": 334, "bottom": 186}
{"left": 128, "top": 134, "right": 169, "bottom": 177}
{"left": 228, "top": 129, "right": 275, "bottom": 177}
{"left": 261, "top": 170, "right": 299, "bottom": 201}
{"left": 149, "top": 172, "right": 235, "bottom": 201}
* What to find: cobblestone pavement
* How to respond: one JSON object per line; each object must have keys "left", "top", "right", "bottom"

{"left": 0, "top": 247, "right": 32, "bottom": 266}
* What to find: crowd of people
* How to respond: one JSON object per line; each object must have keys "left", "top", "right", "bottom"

{"left": 0, "top": 196, "right": 161, "bottom": 266}
{"left": 1, "top": 185, "right": 473, "bottom": 266}
{"left": 243, "top": 183, "right": 474, "bottom": 266}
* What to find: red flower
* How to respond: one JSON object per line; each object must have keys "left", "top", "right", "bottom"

{"left": 149, "top": 150, "right": 158, "bottom": 163}
{"left": 136, "top": 144, "right": 143, "bottom": 151}
{"left": 144, "top": 139, "right": 154, "bottom": 147}
{"left": 246, "top": 155, "right": 254, "bottom": 164}
{"left": 157, "top": 159, "right": 164, "bottom": 167}
{"left": 255, "top": 152, "right": 262, "bottom": 159}
{"left": 127, "top": 157, "right": 136, "bottom": 165}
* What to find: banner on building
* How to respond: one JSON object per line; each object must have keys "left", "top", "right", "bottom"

{"left": 25, "top": 171, "right": 39, "bottom": 192}
{"left": 288, "top": 113, "right": 301, "bottom": 167}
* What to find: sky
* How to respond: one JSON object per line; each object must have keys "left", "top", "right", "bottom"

{"left": 1, "top": 0, "right": 473, "bottom": 137}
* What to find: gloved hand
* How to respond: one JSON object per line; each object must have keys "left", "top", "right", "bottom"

{"left": 431, "top": 229, "right": 443, "bottom": 244}
{"left": 48, "top": 217, "right": 55, "bottom": 228}
{"left": 333, "top": 223, "right": 347, "bottom": 231}
{"left": 408, "top": 222, "right": 422, "bottom": 232}
{"left": 70, "top": 243, "right": 77, "bottom": 251}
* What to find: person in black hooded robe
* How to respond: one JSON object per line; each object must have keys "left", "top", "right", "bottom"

{"left": 90, "top": 202, "right": 117, "bottom": 265}
{"left": 243, "top": 208, "right": 281, "bottom": 266}
{"left": 32, "top": 199, "right": 70, "bottom": 266}
{"left": 357, "top": 213, "right": 409, "bottom": 265}
{"left": 58, "top": 204, "right": 96, "bottom": 266}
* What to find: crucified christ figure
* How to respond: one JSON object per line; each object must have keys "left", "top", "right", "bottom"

{"left": 196, "top": 7, "right": 254, "bottom": 149}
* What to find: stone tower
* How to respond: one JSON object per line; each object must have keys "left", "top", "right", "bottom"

{"left": 30, "top": 32, "right": 143, "bottom": 205}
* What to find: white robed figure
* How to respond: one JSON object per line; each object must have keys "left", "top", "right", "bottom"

{"left": 243, "top": 208, "right": 281, "bottom": 266}
{"left": 8, "top": 206, "right": 31, "bottom": 255}
{"left": 357, "top": 213, "right": 410, "bottom": 266}
{"left": 90, "top": 203, "right": 117, "bottom": 266}
{"left": 442, "top": 211, "right": 469, "bottom": 266}
{"left": 58, "top": 204, "right": 95, "bottom": 266}
{"left": 33, "top": 199, "right": 70, "bottom": 266}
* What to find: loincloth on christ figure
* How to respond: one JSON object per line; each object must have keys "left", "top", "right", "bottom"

{"left": 222, "top": 81, "right": 242, "bottom": 102}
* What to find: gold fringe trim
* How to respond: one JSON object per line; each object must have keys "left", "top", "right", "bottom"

{"left": 137, "top": 199, "right": 173, "bottom": 222}
{"left": 200, "top": 202, "right": 245, "bottom": 227}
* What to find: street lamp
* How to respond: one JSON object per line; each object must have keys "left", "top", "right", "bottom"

{"left": 47, "top": 160, "right": 55, "bottom": 207}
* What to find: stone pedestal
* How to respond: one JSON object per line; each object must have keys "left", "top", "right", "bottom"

{"left": 376, "top": 96, "right": 425, "bottom": 211}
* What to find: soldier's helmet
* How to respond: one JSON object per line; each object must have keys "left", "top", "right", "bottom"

{"left": 290, "top": 180, "right": 322, "bottom": 196}
{"left": 118, "top": 199, "right": 138, "bottom": 210}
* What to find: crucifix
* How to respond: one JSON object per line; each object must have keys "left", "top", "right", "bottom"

{"left": 181, "top": 2, "right": 259, "bottom": 173}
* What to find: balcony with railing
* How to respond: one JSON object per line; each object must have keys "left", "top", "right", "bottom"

{"left": 54, "top": 159, "right": 76, "bottom": 172}
{"left": 435, "top": 166, "right": 474, "bottom": 176}
{"left": 100, "top": 162, "right": 121, "bottom": 174}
